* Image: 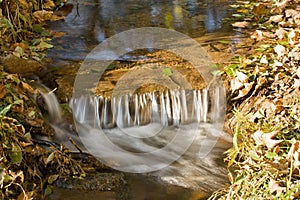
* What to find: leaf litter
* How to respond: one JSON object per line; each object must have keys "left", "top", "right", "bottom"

{"left": 210, "top": 0, "right": 300, "bottom": 199}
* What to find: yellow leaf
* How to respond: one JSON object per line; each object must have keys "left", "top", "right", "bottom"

{"left": 45, "top": 152, "right": 55, "bottom": 165}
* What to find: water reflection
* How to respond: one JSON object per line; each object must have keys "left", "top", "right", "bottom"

{"left": 47, "top": 0, "right": 234, "bottom": 61}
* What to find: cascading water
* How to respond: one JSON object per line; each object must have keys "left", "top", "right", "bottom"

{"left": 66, "top": 86, "right": 232, "bottom": 192}
{"left": 70, "top": 87, "right": 223, "bottom": 129}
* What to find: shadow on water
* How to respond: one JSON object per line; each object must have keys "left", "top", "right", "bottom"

{"left": 44, "top": 0, "right": 237, "bottom": 199}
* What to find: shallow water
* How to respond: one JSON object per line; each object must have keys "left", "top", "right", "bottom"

{"left": 44, "top": 0, "right": 236, "bottom": 199}
{"left": 47, "top": 0, "right": 236, "bottom": 63}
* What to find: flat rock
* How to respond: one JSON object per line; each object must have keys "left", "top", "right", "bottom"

{"left": 0, "top": 54, "right": 45, "bottom": 76}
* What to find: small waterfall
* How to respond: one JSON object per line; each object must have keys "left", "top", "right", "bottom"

{"left": 37, "top": 84, "right": 231, "bottom": 193}
{"left": 70, "top": 87, "right": 225, "bottom": 129}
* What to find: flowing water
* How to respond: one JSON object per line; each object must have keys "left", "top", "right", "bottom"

{"left": 43, "top": 0, "right": 239, "bottom": 199}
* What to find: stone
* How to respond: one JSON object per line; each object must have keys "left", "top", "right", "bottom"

{"left": 0, "top": 54, "right": 45, "bottom": 76}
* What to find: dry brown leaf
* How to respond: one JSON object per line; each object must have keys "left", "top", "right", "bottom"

{"left": 275, "top": 28, "right": 286, "bottom": 40}
{"left": 232, "top": 21, "right": 250, "bottom": 28}
{"left": 294, "top": 79, "right": 300, "bottom": 88}
{"left": 269, "top": 15, "right": 284, "bottom": 23}
{"left": 228, "top": 172, "right": 234, "bottom": 184}
{"left": 33, "top": 10, "right": 53, "bottom": 23}
{"left": 285, "top": 9, "right": 299, "bottom": 18}
{"left": 263, "top": 131, "right": 282, "bottom": 149}
{"left": 251, "top": 30, "right": 274, "bottom": 40}
{"left": 252, "top": 4, "right": 268, "bottom": 16}
{"left": 51, "top": 31, "right": 66, "bottom": 38}
{"left": 43, "top": 0, "right": 56, "bottom": 10}
{"left": 230, "top": 71, "right": 249, "bottom": 92}
{"left": 254, "top": 66, "right": 266, "bottom": 74}
{"left": 288, "top": 29, "right": 299, "bottom": 45}
{"left": 20, "top": 82, "right": 34, "bottom": 93}
{"left": 294, "top": 13, "right": 300, "bottom": 26}
{"left": 260, "top": 55, "right": 268, "bottom": 64}
{"left": 252, "top": 129, "right": 282, "bottom": 149}
{"left": 232, "top": 82, "right": 254, "bottom": 100}
{"left": 288, "top": 139, "right": 299, "bottom": 159}
{"left": 297, "top": 68, "right": 300, "bottom": 78}
{"left": 269, "top": 178, "right": 286, "bottom": 194}
{"left": 0, "top": 84, "right": 6, "bottom": 99}
{"left": 261, "top": 99, "right": 281, "bottom": 117}
{"left": 11, "top": 104, "right": 24, "bottom": 113}
{"left": 274, "top": 44, "right": 287, "bottom": 58}
{"left": 288, "top": 139, "right": 300, "bottom": 168}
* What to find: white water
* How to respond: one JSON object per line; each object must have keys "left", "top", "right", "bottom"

{"left": 39, "top": 86, "right": 232, "bottom": 193}
{"left": 70, "top": 87, "right": 225, "bottom": 129}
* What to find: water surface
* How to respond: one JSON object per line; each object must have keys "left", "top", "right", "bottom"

{"left": 45, "top": 0, "right": 236, "bottom": 199}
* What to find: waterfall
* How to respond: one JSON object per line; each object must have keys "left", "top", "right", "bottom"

{"left": 69, "top": 87, "right": 224, "bottom": 129}
{"left": 37, "top": 84, "right": 231, "bottom": 192}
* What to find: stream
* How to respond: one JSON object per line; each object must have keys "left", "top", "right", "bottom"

{"left": 44, "top": 0, "right": 239, "bottom": 199}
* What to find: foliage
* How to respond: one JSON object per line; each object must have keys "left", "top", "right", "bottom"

{"left": 210, "top": 0, "right": 300, "bottom": 199}
{"left": 0, "top": 0, "right": 65, "bottom": 60}
{"left": 0, "top": 68, "right": 85, "bottom": 199}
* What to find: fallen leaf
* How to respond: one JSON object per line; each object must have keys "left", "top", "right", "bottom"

{"left": 232, "top": 21, "right": 250, "bottom": 28}
{"left": 285, "top": 9, "right": 299, "bottom": 18}
{"left": 297, "top": 68, "right": 300, "bottom": 78}
{"left": 288, "top": 29, "right": 299, "bottom": 45}
{"left": 269, "top": 15, "right": 283, "bottom": 23}
{"left": 263, "top": 131, "right": 282, "bottom": 149}
{"left": 45, "top": 152, "right": 55, "bottom": 165}
{"left": 251, "top": 30, "right": 274, "bottom": 40}
{"left": 252, "top": 4, "right": 268, "bottom": 16}
{"left": 252, "top": 129, "right": 282, "bottom": 149}
{"left": 273, "top": 60, "right": 283, "bottom": 67}
{"left": 20, "top": 82, "right": 34, "bottom": 93}
{"left": 232, "top": 82, "right": 254, "bottom": 100}
{"left": 33, "top": 10, "right": 53, "bottom": 23}
{"left": 50, "top": 31, "right": 66, "bottom": 38}
{"left": 275, "top": 28, "right": 286, "bottom": 40}
{"left": 11, "top": 104, "right": 24, "bottom": 113}
{"left": 48, "top": 174, "right": 59, "bottom": 184}
{"left": 274, "top": 44, "right": 287, "bottom": 58}
{"left": 288, "top": 139, "right": 299, "bottom": 159}
{"left": 269, "top": 178, "right": 286, "bottom": 194}
{"left": 0, "top": 84, "right": 6, "bottom": 99}
{"left": 230, "top": 71, "right": 249, "bottom": 92}
{"left": 43, "top": 0, "right": 56, "bottom": 10}
{"left": 38, "top": 41, "right": 53, "bottom": 50}
{"left": 260, "top": 55, "right": 268, "bottom": 64}
{"left": 294, "top": 13, "right": 300, "bottom": 26}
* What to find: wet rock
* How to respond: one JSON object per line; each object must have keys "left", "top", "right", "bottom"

{"left": 0, "top": 54, "right": 45, "bottom": 76}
